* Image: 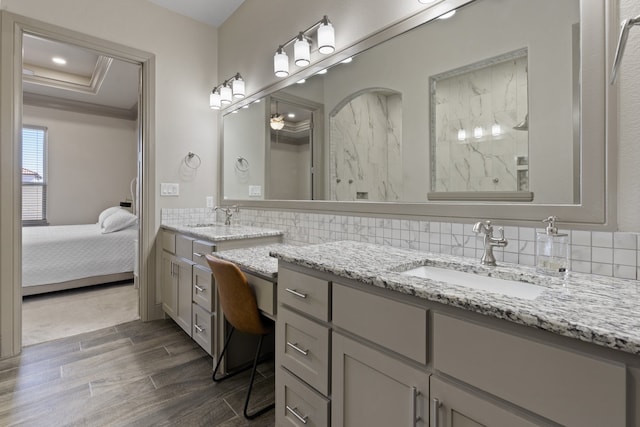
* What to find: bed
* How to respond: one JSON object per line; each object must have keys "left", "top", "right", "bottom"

{"left": 22, "top": 208, "right": 138, "bottom": 296}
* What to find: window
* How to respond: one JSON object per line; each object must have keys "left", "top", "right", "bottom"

{"left": 22, "top": 126, "right": 48, "bottom": 226}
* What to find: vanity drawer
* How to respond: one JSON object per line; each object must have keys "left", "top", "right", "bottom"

{"left": 162, "top": 229, "right": 176, "bottom": 254}
{"left": 246, "top": 272, "right": 276, "bottom": 317}
{"left": 278, "top": 268, "right": 330, "bottom": 322}
{"left": 277, "top": 306, "right": 330, "bottom": 395}
{"left": 433, "top": 313, "right": 625, "bottom": 427}
{"left": 276, "top": 366, "right": 329, "bottom": 427}
{"left": 193, "top": 265, "right": 215, "bottom": 312}
{"left": 192, "top": 303, "right": 215, "bottom": 356}
{"left": 176, "top": 234, "right": 195, "bottom": 259}
{"left": 192, "top": 240, "right": 216, "bottom": 267}
{"left": 333, "top": 282, "right": 428, "bottom": 364}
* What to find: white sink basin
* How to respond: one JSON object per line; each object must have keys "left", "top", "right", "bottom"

{"left": 400, "top": 265, "right": 545, "bottom": 300}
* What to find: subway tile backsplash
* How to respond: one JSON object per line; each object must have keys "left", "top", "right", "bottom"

{"left": 161, "top": 208, "right": 640, "bottom": 281}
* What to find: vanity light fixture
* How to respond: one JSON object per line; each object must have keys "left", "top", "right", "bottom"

{"left": 457, "top": 129, "right": 467, "bottom": 141}
{"left": 491, "top": 123, "right": 501, "bottom": 136}
{"left": 273, "top": 15, "right": 336, "bottom": 77}
{"left": 209, "top": 73, "right": 246, "bottom": 110}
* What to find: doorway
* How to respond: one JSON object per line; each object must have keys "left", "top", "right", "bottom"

{"left": 0, "top": 11, "right": 157, "bottom": 357}
{"left": 20, "top": 32, "right": 142, "bottom": 345}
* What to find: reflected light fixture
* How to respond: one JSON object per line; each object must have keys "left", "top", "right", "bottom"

{"left": 273, "top": 15, "right": 336, "bottom": 77}
{"left": 270, "top": 101, "right": 285, "bottom": 130}
{"left": 473, "top": 126, "right": 483, "bottom": 139}
{"left": 438, "top": 10, "right": 456, "bottom": 19}
{"left": 52, "top": 56, "right": 67, "bottom": 65}
{"left": 457, "top": 129, "right": 467, "bottom": 141}
{"left": 209, "top": 73, "right": 246, "bottom": 110}
{"left": 491, "top": 123, "right": 501, "bottom": 136}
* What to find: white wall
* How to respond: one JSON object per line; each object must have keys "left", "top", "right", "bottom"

{"left": 1, "top": 0, "right": 220, "bottom": 218}
{"left": 23, "top": 105, "right": 137, "bottom": 225}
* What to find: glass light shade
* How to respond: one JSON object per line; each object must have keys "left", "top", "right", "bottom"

{"left": 294, "top": 36, "right": 311, "bottom": 67}
{"left": 491, "top": 123, "right": 501, "bottom": 136}
{"left": 473, "top": 126, "right": 483, "bottom": 139}
{"left": 209, "top": 91, "right": 221, "bottom": 110}
{"left": 274, "top": 50, "right": 289, "bottom": 77}
{"left": 270, "top": 114, "right": 285, "bottom": 130}
{"left": 457, "top": 129, "right": 466, "bottom": 141}
{"left": 318, "top": 21, "right": 335, "bottom": 54}
{"left": 232, "top": 77, "right": 245, "bottom": 98}
{"left": 220, "top": 85, "right": 232, "bottom": 104}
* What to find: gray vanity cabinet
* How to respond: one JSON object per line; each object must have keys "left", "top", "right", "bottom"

{"left": 429, "top": 376, "right": 539, "bottom": 427}
{"left": 161, "top": 231, "right": 195, "bottom": 335}
{"left": 331, "top": 332, "right": 429, "bottom": 427}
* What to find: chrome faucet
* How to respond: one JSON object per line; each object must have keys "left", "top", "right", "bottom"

{"left": 214, "top": 205, "right": 239, "bottom": 226}
{"left": 473, "top": 220, "right": 508, "bottom": 266}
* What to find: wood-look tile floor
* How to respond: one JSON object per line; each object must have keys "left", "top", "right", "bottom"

{"left": 0, "top": 319, "right": 275, "bottom": 427}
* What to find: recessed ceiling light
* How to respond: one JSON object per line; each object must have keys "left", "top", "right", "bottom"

{"left": 297, "top": 79, "right": 306, "bottom": 84}
{"left": 242, "top": 105, "right": 249, "bottom": 109}
{"left": 438, "top": 10, "right": 456, "bottom": 19}
{"left": 316, "top": 69, "right": 328, "bottom": 75}
{"left": 52, "top": 57, "right": 67, "bottom": 65}
{"left": 253, "top": 99, "right": 261, "bottom": 103}
{"left": 341, "top": 57, "right": 353, "bottom": 64}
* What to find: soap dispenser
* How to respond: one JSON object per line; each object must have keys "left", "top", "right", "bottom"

{"left": 535, "top": 216, "right": 569, "bottom": 278}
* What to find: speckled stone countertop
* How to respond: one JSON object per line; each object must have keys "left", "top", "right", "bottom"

{"left": 162, "top": 223, "right": 283, "bottom": 242}
{"left": 270, "top": 240, "right": 640, "bottom": 356}
{"left": 212, "top": 243, "right": 296, "bottom": 278}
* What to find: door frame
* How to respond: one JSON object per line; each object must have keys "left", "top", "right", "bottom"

{"left": 0, "top": 11, "right": 160, "bottom": 357}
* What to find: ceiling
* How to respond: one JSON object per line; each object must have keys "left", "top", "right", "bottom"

{"left": 22, "top": 1, "right": 243, "bottom": 120}
{"left": 147, "top": 0, "right": 244, "bottom": 28}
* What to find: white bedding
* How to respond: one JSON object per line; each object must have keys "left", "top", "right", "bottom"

{"left": 22, "top": 223, "right": 137, "bottom": 291}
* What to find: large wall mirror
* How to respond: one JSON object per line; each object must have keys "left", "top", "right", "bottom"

{"left": 221, "top": 0, "right": 614, "bottom": 227}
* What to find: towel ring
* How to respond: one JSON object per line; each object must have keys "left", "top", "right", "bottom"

{"left": 235, "top": 156, "right": 250, "bottom": 172}
{"left": 185, "top": 152, "right": 201, "bottom": 169}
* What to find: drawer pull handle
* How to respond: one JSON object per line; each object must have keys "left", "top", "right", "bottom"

{"left": 411, "top": 386, "right": 421, "bottom": 427}
{"left": 286, "top": 341, "right": 309, "bottom": 356}
{"left": 285, "top": 288, "right": 307, "bottom": 299}
{"left": 193, "top": 252, "right": 204, "bottom": 258}
{"left": 194, "top": 324, "right": 204, "bottom": 333}
{"left": 431, "top": 397, "right": 442, "bottom": 427}
{"left": 285, "top": 405, "right": 308, "bottom": 424}
{"left": 194, "top": 284, "right": 206, "bottom": 293}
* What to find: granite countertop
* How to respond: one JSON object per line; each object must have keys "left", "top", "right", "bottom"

{"left": 212, "top": 243, "right": 297, "bottom": 278}
{"left": 162, "top": 223, "right": 283, "bottom": 242}
{"left": 270, "top": 240, "right": 640, "bottom": 356}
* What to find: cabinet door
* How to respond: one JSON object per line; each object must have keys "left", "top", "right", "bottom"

{"left": 161, "top": 251, "right": 177, "bottom": 318}
{"left": 332, "top": 332, "right": 429, "bottom": 427}
{"left": 430, "top": 376, "right": 540, "bottom": 427}
{"left": 175, "top": 257, "right": 195, "bottom": 335}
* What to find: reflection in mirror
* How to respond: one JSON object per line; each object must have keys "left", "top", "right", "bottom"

{"left": 223, "top": 0, "right": 585, "bottom": 208}
{"left": 430, "top": 48, "right": 530, "bottom": 195}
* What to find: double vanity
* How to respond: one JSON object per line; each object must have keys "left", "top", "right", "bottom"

{"left": 160, "top": 224, "right": 640, "bottom": 427}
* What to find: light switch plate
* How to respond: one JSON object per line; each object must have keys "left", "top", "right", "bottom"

{"left": 160, "top": 183, "right": 179, "bottom": 196}
{"left": 206, "top": 196, "right": 214, "bottom": 208}
{"left": 248, "top": 185, "right": 262, "bottom": 197}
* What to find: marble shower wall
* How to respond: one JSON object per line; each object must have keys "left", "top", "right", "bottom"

{"left": 330, "top": 91, "right": 402, "bottom": 201}
{"left": 432, "top": 51, "right": 529, "bottom": 192}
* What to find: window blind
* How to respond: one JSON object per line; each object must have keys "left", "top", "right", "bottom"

{"left": 22, "top": 126, "right": 47, "bottom": 225}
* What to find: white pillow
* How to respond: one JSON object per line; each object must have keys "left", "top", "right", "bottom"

{"left": 98, "top": 206, "right": 122, "bottom": 226}
{"left": 101, "top": 209, "right": 137, "bottom": 234}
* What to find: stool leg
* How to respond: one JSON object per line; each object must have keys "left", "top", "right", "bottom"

{"left": 212, "top": 326, "right": 235, "bottom": 382}
{"left": 243, "top": 334, "right": 275, "bottom": 419}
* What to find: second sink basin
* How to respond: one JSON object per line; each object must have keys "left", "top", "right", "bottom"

{"left": 400, "top": 265, "right": 546, "bottom": 300}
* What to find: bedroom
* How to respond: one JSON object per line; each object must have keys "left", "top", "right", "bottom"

{"left": 20, "top": 33, "right": 141, "bottom": 344}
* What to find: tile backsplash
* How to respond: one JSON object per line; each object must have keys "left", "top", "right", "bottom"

{"left": 161, "top": 208, "right": 640, "bottom": 281}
